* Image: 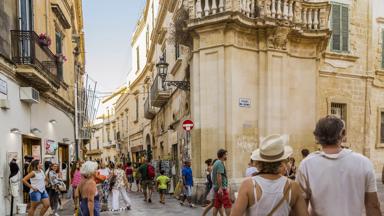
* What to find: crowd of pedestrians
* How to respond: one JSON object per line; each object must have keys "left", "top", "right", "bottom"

{"left": 19, "top": 115, "right": 383, "bottom": 216}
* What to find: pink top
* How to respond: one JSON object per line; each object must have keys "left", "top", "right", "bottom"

{"left": 72, "top": 170, "right": 82, "bottom": 187}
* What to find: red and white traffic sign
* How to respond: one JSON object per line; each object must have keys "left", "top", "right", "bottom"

{"left": 182, "top": 120, "right": 194, "bottom": 131}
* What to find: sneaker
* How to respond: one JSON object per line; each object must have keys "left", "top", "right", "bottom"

{"left": 190, "top": 204, "right": 195, "bottom": 208}
{"left": 126, "top": 206, "right": 131, "bottom": 210}
{"left": 180, "top": 202, "right": 184, "bottom": 206}
{"left": 148, "top": 198, "right": 152, "bottom": 203}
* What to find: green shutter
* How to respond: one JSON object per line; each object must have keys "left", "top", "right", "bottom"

{"left": 331, "top": 4, "right": 341, "bottom": 51}
{"left": 341, "top": 6, "right": 349, "bottom": 52}
{"left": 382, "top": 30, "right": 384, "bottom": 69}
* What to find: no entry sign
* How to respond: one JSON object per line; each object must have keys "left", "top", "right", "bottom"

{"left": 182, "top": 120, "right": 194, "bottom": 131}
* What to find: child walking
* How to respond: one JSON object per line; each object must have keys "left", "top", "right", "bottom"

{"left": 156, "top": 170, "right": 170, "bottom": 204}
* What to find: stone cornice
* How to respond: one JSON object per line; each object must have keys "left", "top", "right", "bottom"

{"left": 324, "top": 52, "right": 359, "bottom": 62}
{"left": 131, "top": 0, "right": 152, "bottom": 46}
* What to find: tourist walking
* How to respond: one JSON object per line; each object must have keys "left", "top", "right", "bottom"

{"left": 75, "top": 161, "right": 101, "bottom": 216}
{"left": 138, "top": 159, "right": 156, "bottom": 202}
{"left": 47, "top": 163, "right": 63, "bottom": 216}
{"left": 71, "top": 161, "right": 82, "bottom": 201}
{"left": 110, "top": 163, "right": 132, "bottom": 211}
{"left": 203, "top": 159, "right": 213, "bottom": 206}
{"left": 22, "top": 159, "right": 50, "bottom": 216}
{"left": 231, "top": 134, "right": 308, "bottom": 216}
{"left": 202, "top": 159, "right": 224, "bottom": 216}
{"left": 212, "top": 149, "right": 231, "bottom": 216}
{"left": 125, "top": 162, "right": 134, "bottom": 191}
{"left": 180, "top": 160, "right": 195, "bottom": 207}
{"left": 134, "top": 163, "right": 142, "bottom": 192}
{"left": 156, "top": 170, "right": 170, "bottom": 204}
{"left": 296, "top": 116, "right": 381, "bottom": 215}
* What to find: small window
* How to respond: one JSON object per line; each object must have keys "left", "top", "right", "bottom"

{"left": 381, "top": 30, "right": 384, "bottom": 69}
{"left": 330, "top": 3, "right": 349, "bottom": 52}
{"left": 96, "top": 137, "right": 99, "bottom": 149}
{"left": 380, "top": 111, "right": 384, "bottom": 144}
{"left": 136, "top": 46, "right": 140, "bottom": 72}
{"left": 175, "top": 42, "right": 180, "bottom": 60}
{"left": 331, "top": 103, "right": 347, "bottom": 123}
{"left": 135, "top": 97, "right": 139, "bottom": 122}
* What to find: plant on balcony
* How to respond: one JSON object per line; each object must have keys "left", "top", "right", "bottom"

{"left": 55, "top": 53, "right": 67, "bottom": 63}
{"left": 38, "top": 33, "right": 52, "bottom": 47}
{"left": 170, "top": 8, "right": 192, "bottom": 48}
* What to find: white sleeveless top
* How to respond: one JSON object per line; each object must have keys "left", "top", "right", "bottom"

{"left": 246, "top": 176, "right": 291, "bottom": 216}
{"left": 30, "top": 170, "right": 46, "bottom": 193}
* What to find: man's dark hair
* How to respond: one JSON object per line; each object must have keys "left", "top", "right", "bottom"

{"left": 217, "top": 149, "right": 227, "bottom": 159}
{"left": 160, "top": 170, "right": 165, "bottom": 175}
{"left": 205, "top": 159, "right": 212, "bottom": 165}
{"left": 127, "top": 162, "right": 132, "bottom": 166}
{"left": 301, "top": 149, "right": 310, "bottom": 158}
{"left": 313, "top": 115, "right": 345, "bottom": 146}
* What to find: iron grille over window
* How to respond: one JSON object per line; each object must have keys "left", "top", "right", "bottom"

{"left": 330, "top": 3, "right": 349, "bottom": 52}
{"left": 331, "top": 103, "right": 347, "bottom": 123}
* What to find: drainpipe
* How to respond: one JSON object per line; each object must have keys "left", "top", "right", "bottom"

{"left": 363, "top": 0, "right": 372, "bottom": 157}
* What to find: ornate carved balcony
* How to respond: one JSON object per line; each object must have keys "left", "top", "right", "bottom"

{"left": 144, "top": 96, "right": 157, "bottom": 119}
{"left": 11, "top": 30, "right": 60, "bottom": 91}
{"left": 150, "top": 74, "right": 172, "bottom": 108}
{"left": 189, "top": 0, "right": 330, "bottom": 36}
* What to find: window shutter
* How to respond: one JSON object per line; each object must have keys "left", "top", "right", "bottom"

{"left": 382, "top": 30, "right": 384, "bottom": 69}
{"left": 331, "top": 4, "right": 341, "bottom": 51}
{"left": 341, "top": 6, "right": 349, "bottom": 52}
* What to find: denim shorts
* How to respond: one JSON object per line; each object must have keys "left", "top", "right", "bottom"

{"left": 30, "top": 190, "right": 49, "bottom": 202}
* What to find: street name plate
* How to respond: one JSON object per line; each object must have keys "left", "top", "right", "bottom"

{"left": 239, "top": 98, "right": 251, "bottom": 108}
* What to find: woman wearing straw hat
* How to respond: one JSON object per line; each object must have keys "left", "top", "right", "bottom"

{"left": 231, "top": 134, "right": 308, "bottom": 216}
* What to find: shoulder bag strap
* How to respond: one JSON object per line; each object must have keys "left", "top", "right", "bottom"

{"left": 267, "top": 180, "right": 292, "bottom": 216}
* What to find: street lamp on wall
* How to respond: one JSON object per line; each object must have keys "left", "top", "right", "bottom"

{"left": 156, "top": 57, "right": 190, "bottom": 91}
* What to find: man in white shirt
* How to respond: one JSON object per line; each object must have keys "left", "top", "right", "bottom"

{"left": 296, "top": 115, "right": 381, "bottom": 216}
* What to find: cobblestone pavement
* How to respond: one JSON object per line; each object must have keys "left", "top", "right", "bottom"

{"left": 58, "top": 190, "right": 204, "bottom": 216}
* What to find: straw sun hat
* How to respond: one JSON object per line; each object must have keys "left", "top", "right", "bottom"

{"left": 251, "top": 134, "right": 293, "bottom": 162}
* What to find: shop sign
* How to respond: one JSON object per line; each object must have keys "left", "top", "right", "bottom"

{"left": 0, "top": 78, "right": 7, "bottom": 95}
{"left": 239, "top": 98, "right": 251, "bottom": 108}
{"left": 45, "top": 139, "right": 58, "bottom": 155}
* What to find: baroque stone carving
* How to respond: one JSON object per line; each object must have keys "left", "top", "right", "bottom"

{"left": 267, "top": 27, "right": 290, "bottom": 50}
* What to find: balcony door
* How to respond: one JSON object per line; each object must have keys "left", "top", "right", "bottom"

{"left": 18, "top": 0, "right": 33, "bottom": 59}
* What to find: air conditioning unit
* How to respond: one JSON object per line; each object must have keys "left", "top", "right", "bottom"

{"left": 20, "top": 87, "right": 40, "bottom": 103}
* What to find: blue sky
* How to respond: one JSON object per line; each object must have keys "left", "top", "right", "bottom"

{"left": 83, "top": 0, "right": 146, "bottom": 93}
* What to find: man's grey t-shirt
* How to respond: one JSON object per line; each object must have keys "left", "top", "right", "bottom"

{"left": 296, "top": 149, "right": 377, "bottom": 216}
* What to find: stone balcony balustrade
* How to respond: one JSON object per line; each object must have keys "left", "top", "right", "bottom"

{"left": 189, "top": 0, "right": 330, "bottom": 34}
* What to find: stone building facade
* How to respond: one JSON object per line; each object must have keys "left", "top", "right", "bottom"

{"left": 88, "top": 0, "right": 384, "bottom": 202}
{"left": 0, "top": 0, "right": 85, "bottom": 214}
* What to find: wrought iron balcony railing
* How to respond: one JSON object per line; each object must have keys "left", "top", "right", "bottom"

{"left": 11, "top": 30, "right": 60, "bottom": 89}
{"left": 150, "top": 74, "right": 172, "bottom": 108}
{"left": 144, "top": 96, "right": 157, "bottom": 119}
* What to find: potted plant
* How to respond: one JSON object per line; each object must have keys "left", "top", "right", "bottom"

{"left": 38, "top": 33, "right": 51, "bottom": 47}
{"left": 55, "top": 54, "right": 67, "bottom": 63}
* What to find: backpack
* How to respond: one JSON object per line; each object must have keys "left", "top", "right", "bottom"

{"left": 147, "top": 164, "right": 155, "bottom": 179}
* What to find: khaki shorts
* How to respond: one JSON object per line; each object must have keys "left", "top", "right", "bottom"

{"left": 141, "top": 180, "right": 154, "bottom": 190}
